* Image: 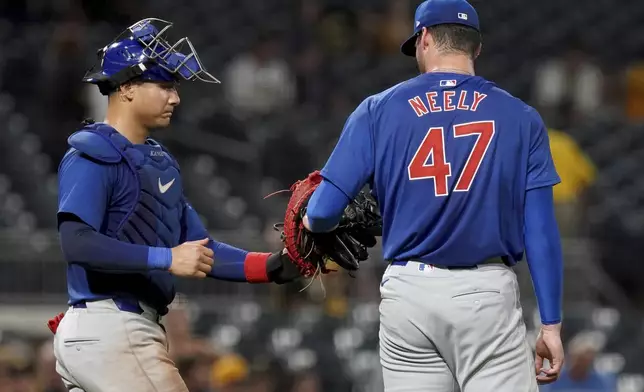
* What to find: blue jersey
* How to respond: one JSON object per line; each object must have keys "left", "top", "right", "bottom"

{"left": 320, "top": 72, "right": 560, "bottom": 267}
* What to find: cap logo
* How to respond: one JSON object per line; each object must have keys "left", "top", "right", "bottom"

{"left": 458, "top": 13, "right": 468, "bottom": 20}
{"left": 415, "top": 20, "right": 421, "bottom": 27}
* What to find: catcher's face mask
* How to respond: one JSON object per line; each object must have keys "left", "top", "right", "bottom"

{"left": 127, "top": 18, "right": 219, "bottom": 84}
{"left": 83, "top": 18, "right": 219, "bottom": 94}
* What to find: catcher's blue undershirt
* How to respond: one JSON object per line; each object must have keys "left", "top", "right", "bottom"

{"left": 305, "top": 77, "right": 563, "bottom": 324}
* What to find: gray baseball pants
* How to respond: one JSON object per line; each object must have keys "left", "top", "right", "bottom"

{"left": 379, "top": 260, "right": 538, "bottom": 392}
{"left": 53, "top": 299, "right": 188, "bottom": 392}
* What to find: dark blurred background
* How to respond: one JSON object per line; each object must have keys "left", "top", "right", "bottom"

{"left": 0, "top": 0, "right": 643, "bottom": 391}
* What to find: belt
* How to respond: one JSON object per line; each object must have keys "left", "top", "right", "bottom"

{"left": 391, "top": 257, "right": 506, "bottom": 270}
{"left": 72, "top": 298, "right": 144, "bottom": 314}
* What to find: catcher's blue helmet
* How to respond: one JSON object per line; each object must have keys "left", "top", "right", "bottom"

{"left": 83, "top": 18, "right": 219, "bottom": 95}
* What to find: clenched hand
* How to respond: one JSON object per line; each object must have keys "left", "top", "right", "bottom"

{"left": 169, "top": 238, "right": 214, "bottom": 278}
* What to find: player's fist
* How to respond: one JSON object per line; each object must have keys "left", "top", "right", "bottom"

{"left": 534, "top": 323, "right": 564, "bottom": 385}
{"left": 169, "top": 238, "right": 214, "bottom": 278}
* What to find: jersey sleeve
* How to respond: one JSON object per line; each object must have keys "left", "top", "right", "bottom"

{"left": 320, "top": 98, "right": 375, "bottom": 199}
{"left": 306, "top": 179, "right": 351, "bottom": 232}
{"left": 57, "top": 151, "right": 111, "bottom": 231}
{"left": 526, "top": 110, "right": 561, "bottom": 190}
{"left": 180, "top": 200, "right": 210, "bottom": 242}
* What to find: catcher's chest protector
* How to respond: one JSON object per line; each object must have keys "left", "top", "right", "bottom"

{"left": 72, "top": 124, "right": 184, "bottom": 248}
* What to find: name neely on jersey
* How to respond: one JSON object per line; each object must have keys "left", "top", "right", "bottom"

{"left": 408, "top": 90, "right": 488, "bottom": 117}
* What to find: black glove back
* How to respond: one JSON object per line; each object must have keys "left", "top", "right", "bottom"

{"left": 309, "top": 190, "right": 382, "bottom": 271}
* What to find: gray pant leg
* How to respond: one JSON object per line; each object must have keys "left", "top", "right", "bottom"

{"left": 55, "top": 354, "right": 84, "bottom": 392}
{"left": 379, "top": 266, "right": 460, "bottom": 392}
{"left": 450, "top": 267, "right": 538, "bottom": 392}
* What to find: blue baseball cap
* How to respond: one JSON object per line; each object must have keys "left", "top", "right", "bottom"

{"left": 401, "top": 0, "right": 480, "bottom": 57}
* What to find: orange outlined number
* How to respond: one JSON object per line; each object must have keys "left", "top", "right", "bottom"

{"left": 408, "top": 121, "right": 495, "bottom": 196}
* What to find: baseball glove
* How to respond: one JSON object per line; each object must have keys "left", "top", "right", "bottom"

{"left": 272, "top": 171, "right": 382, "bottom": 278}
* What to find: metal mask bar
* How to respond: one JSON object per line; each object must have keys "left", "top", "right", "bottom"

{"left": 127, "top": 18, "right": 220, "bottom": 84}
